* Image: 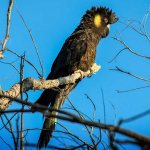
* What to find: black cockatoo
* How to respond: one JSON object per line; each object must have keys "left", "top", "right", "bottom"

{"left": 34, "top": 6, "right": 118, "bottom": 149}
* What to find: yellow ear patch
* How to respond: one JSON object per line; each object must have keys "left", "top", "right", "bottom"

{"left": 94, "top": 14, "right": 101, "bottom": 28}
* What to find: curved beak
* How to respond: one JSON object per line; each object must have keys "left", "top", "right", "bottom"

{"left": 107, "top": 24, "right": 110, "bottom": 30}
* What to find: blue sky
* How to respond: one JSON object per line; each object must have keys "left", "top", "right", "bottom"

{"left": 0, "top": 0, "right": 150, "bottom": 149}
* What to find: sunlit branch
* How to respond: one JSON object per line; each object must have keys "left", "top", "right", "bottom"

{"left": 0, "top": 63, "right": 101, "bottom": 110}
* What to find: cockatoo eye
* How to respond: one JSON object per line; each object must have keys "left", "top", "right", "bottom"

{"left": 104, "top": 18, "right": 108, "bottom": 24}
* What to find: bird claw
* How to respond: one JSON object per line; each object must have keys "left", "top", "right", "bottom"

{"left": 88, "top": 64, "right": 101, "bottom": 77}
{"left": 88, "top": 68, "right": 94, "bottom": 77}
{"left": 75, "top": 70, "right": 84, "bottom": 79}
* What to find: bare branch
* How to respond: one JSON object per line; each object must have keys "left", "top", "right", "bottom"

{"left": 25, "top": 143, "right": 86, "bottom": 150}
{"left": 0, "top": 136, "right": 13, "bottom": 150}
{"left": 111, "top": 36, "right": 150, "bottom": 59}
{"left": 0, "top": 59, "right": 20, "bottom": 73}
{"left": 101, "top": 89, "right": 106, "bottom": 123}
{"left": 119, "top": 109, "right": 150, "bottom": 125}
{"left": 116, "top": 85, "right": 150, "bottom": 93}
{"left": 108, "top": 48, "right": 127, "bottom": 63}
{"left": 5, "top": 47, "right": 42, "bottom": 77}
{"left": 3, "top": 114, "right": 17, "bottom": 150}
{"left": 20, "top": 54, "right": 25, "bottom": 150}
{"left": 67, "top": 97, "right": 97, "bottom": 148}
{"left": 0, "top": 96, "right": 150, "bottom": 146}
{"left": 0, "top": 63, "right": 100, "bottom": 111}
{"left": 0, "top": 0, "right": 14, "bottom": 58}
{"left": 110, "top": 66, "right": 150, "bottom": 82}
{"left": 56, "top": 123, "right": 92, "bottom": 148}
{"left": 16, "top": 7, "right": 44, "bottom": 78}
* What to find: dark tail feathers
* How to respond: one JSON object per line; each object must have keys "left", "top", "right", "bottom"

{"left": 37, "top": 111, "right": 57, "bottom": 149}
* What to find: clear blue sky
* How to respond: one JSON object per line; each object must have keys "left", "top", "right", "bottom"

{"left": 0, "top": 0, "right": 150, "bottom": 150}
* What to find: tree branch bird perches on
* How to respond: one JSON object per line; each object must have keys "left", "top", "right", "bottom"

{"left": 33, "top": 6, "right": 118, "bottom": 149}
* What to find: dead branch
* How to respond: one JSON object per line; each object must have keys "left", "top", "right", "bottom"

{"left": 111, "top": 36, "right": 150, "bottom": 59}
{"left": 118, "top": 109, "right": 150, "bottom": 125}
{"left": 20, "top": 54, "right": 25, "bottom": 150}
{"left": 110, "top": 11, "right": 150, "bottom": 63}
{"left": 1, "top": 97, "right": 150, "bottom": 147}
{"left": 0, "top": 63, "right": 100, "bottom": 111}
{"left": 56, "top": 123, "right": 92, "bottom": 149}
{"left": 110, "top": 66, "right": 150, "bottom": 82}
{"left": 16, "top": 8, "right": 44, "bottom": 77}
{"left": 119, "top": 20, "right": 150, "bottom": 42}
{"left": 67, "top": 97, "right": 97, "bottom": 148}
{"left": 25, "top": 143, "right": 85, "bottom": 150}
{"left": 0, "top": 136, "right": 13, "bottom": 150}
{"left": 116, "top": 85, "right": 150, "bottom": 93}
{"left": 5, "top": 47, "right": 42, "bottom": 77}
{"left": 2, "top": 114, "right": 17, "bottom": 149}
{"left": 0, "top": 0, "right": 14, "bottom": 58}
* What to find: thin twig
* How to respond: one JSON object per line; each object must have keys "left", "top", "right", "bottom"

{"left": 57, "top": 123, "right": 92, "bottom": 148}
{"left": 67, "top": 97, "right": 97, "bottom": 148}
{"left": 16, "top": 115, "right": 19, "bottom": 149}
{"left": 20, "top": 54, "right": 25, "bottom": 150}
{"left": 119, "top": 109, "right": 150, "bottom": 125}
{"left": 108, "top": 48, "right": 127, "bottom": 63}
{"left": 95, "top": 120, "right": 102, "bottom": 148}
{"left": 116, "top": 85, "right": 150, "bottom": 93}
{"left": 0, "top": 59, "right": 20, "bottom": 73}
{"left": 3, "top": 114, "right": 17, "bottom": 150}
{"left": 111, "top": 36, "right": 150, "bottom": 59}
{"left": 0, "top": 112, "right": 18, "bottom": 131}
{"left": 25, "top": 143, "right": 85, "bottom": 150}
{"left": 84, "top": 94, "right": 97, "bottom": 144}
{"left": 110, "top": 66, "right": 150, "bottom": 82}
{"left": 85, "top": 94, "right": 96, "bottom": 123}
{"left": 16, "top": 7, "right": 44, "bottom": 78}
{"left": 1, "top": 96, "right": 150, "bottom": 145}
{"left": 101, "top": 89, "right": 106, "bottom": 124}
{"left": 0, "top": 136, "right": 13, "bottom": 150}
{"left": 0, "top": 0, "right": 14, "bottom": 58}
{"left": 5, "top": 47, "right": 42, "bottom": 77}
